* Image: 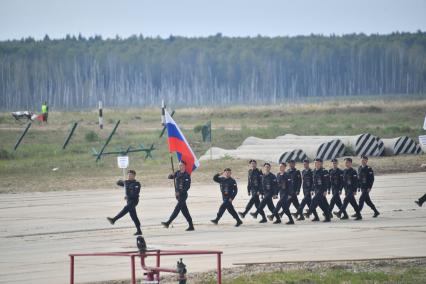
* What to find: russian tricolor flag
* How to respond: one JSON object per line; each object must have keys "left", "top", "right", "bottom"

{"left": 165, "top": 110, "right": 200, "bottom": 174}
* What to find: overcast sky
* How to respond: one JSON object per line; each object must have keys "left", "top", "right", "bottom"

{"left": 0, "top": 0, "right": 425, "bottom": 40}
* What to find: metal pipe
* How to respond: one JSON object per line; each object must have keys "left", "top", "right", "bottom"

{"left": 62, "top": 122, "right": 78, "bottom": 150}
{"left": 156, "top": 250, "right": 161, "bottom": 281}
{"left": 217, "top": 253, "right": 222, "bottom": 284}
{"left": 70, "top": 255, "right": 74, "bottom": 284}
{"left": 14, "top": 122, "right": 31, "bottom": 151}
{"left": 131, "top": 255, "right": 136, "bottom": 284}
{"left": 96, "top": 120, "right": 120, "bottom": 162}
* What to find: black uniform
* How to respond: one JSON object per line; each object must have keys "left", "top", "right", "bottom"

{"left": 287, "top": 167, "right": 302, "bottom": 210}
{"left": 416, "top": 194, "right": 426, "bottom": 206}
{"left": 240, "top": 168, "right": 262, "bottom": 217}
{"left": 306, "top": 168, "right": 331, "bottom": 221}
{"left": 338, "top": 167, "right": 361, "bottom": 219}
{"left": 253, "top": 172, "right": 277, "bottom": 222}
{"left": 164, "top": 171, "right": 193, "bottom": 227}
{"left": 271, "top": 172, "right": 294, "bottom": 223}
{"left": 296, "top": 168, "right": 315, "bottom": 219}
{"left": 111, "top": 179, "right": 142, "bottom": 233}
{"left": 329, "top": 167, "right": 344, "bottom": 214}
{"left": 358, "top": 165, "right": 379, "bottom": 216}
{"left": 212, "top": 174, "right": 241, "bottom": 223}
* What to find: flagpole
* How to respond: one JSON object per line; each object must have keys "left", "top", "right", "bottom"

{"left": 169, "top": 152, "right": 176, "bottom": 189}
{"left": 210, "top": 120, "right": 213, "bottom": 160}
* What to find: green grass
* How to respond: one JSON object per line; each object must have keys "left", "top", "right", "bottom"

{"left": 202, "top": 267, "right": 426, "bottom": 284}
{"left": 1, "top": 96, "right": 425, "bottom": 192}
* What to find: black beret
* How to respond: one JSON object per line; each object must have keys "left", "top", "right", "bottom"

{"left": 331, "top": 158, "right": 338, "bottom": 163}
{"left": 303, "top": 159, "right": 310, "bottom": 163}
{"left": 249, "top": 159, "right": 257, "bottom": 164}
{"left": 315, "top": 158, "right": 323, "bottom": 162}
{"left": 289, "top": 159, "right": 296, "bottom": 163}
{"left": 263, "top": 162, "right": 271, "bottom": 167}
{"left": 361, "top": 155, "right": 368, "bottom": 160}
{"left": 127, "top": 169, "right": 136, "bottom": 175}
{"left": 344, "top": 157, "right": 353, "bottom": 162}
{"left": 224, "top": 168, "right": 232, "bottom": 172}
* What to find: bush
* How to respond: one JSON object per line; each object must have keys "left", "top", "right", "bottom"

{"left": 0, "top": 148, "right": 14, "bottom": 160}
{"left": 193, "top": 124, "right": 203, "bottom": 133}
{"left": 85, "top": 131, "right": 99, "bottom": 142}
{"left": 344, "top": 145, "right": 356, "bottom": 156}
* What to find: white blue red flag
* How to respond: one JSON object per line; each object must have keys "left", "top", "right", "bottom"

{"left": 165, "top": 110, "right": 200, "bottom": 174}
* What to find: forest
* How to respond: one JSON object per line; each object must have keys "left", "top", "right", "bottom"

{"left": 0, "top": 32, "right": 425, "bottom": 110}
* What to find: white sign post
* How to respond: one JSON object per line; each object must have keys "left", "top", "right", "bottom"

{"left": 423, "top": 115, "right": 426, "bottom": 130}
{"left": 117, "top": 156, "right": 129, "bottom": 180}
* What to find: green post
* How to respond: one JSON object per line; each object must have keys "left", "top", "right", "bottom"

{"left": 62, "top": 122, "right": 78, "bottom": 150}
{"left": 14, "top": 122, "right": 32, "bottom": 151}
{"left": 96, "top": 120, "right": 120, "bottom": 162}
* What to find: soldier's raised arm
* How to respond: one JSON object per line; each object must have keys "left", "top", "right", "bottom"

{"left": 213, "top": 173, "right": 222, "bottom": 183}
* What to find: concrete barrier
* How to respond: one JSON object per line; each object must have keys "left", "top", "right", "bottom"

{"left": 382, "top": 136, "right": 423, "bottom": 155}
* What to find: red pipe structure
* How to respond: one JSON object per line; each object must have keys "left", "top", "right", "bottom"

{"left": 69, "top": 249, "right": 222, "bottom": 284}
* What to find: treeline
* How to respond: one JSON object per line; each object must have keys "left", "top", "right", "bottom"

{"left": 0, "top": 32, "right": 425, "bottom": 110}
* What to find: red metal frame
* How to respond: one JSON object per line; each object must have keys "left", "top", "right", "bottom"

{"left": 69, "top": 249, "right": 222, "bottom": 284}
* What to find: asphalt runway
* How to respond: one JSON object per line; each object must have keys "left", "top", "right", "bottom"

{"left": 0, "top": 172, "right": 425, "bottom": 283}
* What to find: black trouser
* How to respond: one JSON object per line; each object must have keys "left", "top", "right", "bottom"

{"left": 297, "top": 191, "right": 312, "bottom": 215}
{"left": 290, "top": 192, "right": 300, "bottom": 210}
{"left": 340, "top": 192, "right": 360, "bottom": 216}
{"left": 242, "top": 192, "right": 260, "bottom": 214}
{"left": 308, "top": 191, "right": 330, "bottom": 218}
{"left": 256, "top": 194, "right": 276, "bottom": 219}
{"left": 216, "top": 199, "right": 240, "bottom": 221}
{"left": 113, "top": 199, "right": 141, "bottom": 230}
{"left": 418, "top": 193, "right": 426, "bottom": 206}
{"left": 273, "top": 194, "right": 293, "bottom": 222}
{"left": 358, "top": 188, "right": 378, "bottom": 213}
{"left": 167, "top": 194, "right": 193, "bottom": 225}
{"left": 329, "top": 191, "right": 343, "bottom": 213}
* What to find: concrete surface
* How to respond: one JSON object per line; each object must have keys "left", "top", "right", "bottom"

{"left": 0, "top": 172, "right": 425, "bottom": 283}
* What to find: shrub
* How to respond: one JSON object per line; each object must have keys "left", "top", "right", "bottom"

{"left": 85, "top": 131, "right": 99, "bottom": 142}
{"left": 193, "top": 124, "right": 203, "bottom": 133}
{"left": 0, "top": 148, "right": 14, "bottom": 160}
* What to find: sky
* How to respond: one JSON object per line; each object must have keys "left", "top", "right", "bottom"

{"left": 0, "top": 0, "right": 425, "bottom": 40}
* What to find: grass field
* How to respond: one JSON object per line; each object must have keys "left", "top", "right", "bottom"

{"left": 97, "top": 259, "right": 426, "bottom": 284}
{"left": 206, "top": 267, "right": 426, "bottom": 284}
{"left": 186, "top": 259, "right": 426, "bottom": 284}
{"left": 1, "top": 96, "right": 425, "bottom": 193}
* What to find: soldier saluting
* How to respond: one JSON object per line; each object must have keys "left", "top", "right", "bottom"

{"left": 328, "top": 158, "right": 343, "bottom": 218}
{"left": 251, "top": 163, "right": 277, "bottom": 223}
{"left": 239, "top": 160, "right": 262, "bottom": 219}
{"left": 107, "top": 169, "right": 142, "bottom": 236}
{"left": 161, "top": 161, "right": 194, "bottom": 231}
{"left": 334, "top": 158, "right": 362, "bottom": 220}
{"left": 211, "top": 168, "right": 243, "bottom": 227}
{"left": 357, "top": 156, "right": 380, "bottom": 218}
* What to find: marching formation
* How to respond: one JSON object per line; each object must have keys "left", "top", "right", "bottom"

{"left": 106, "top": 155, "right": 381, "bottom": 235}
